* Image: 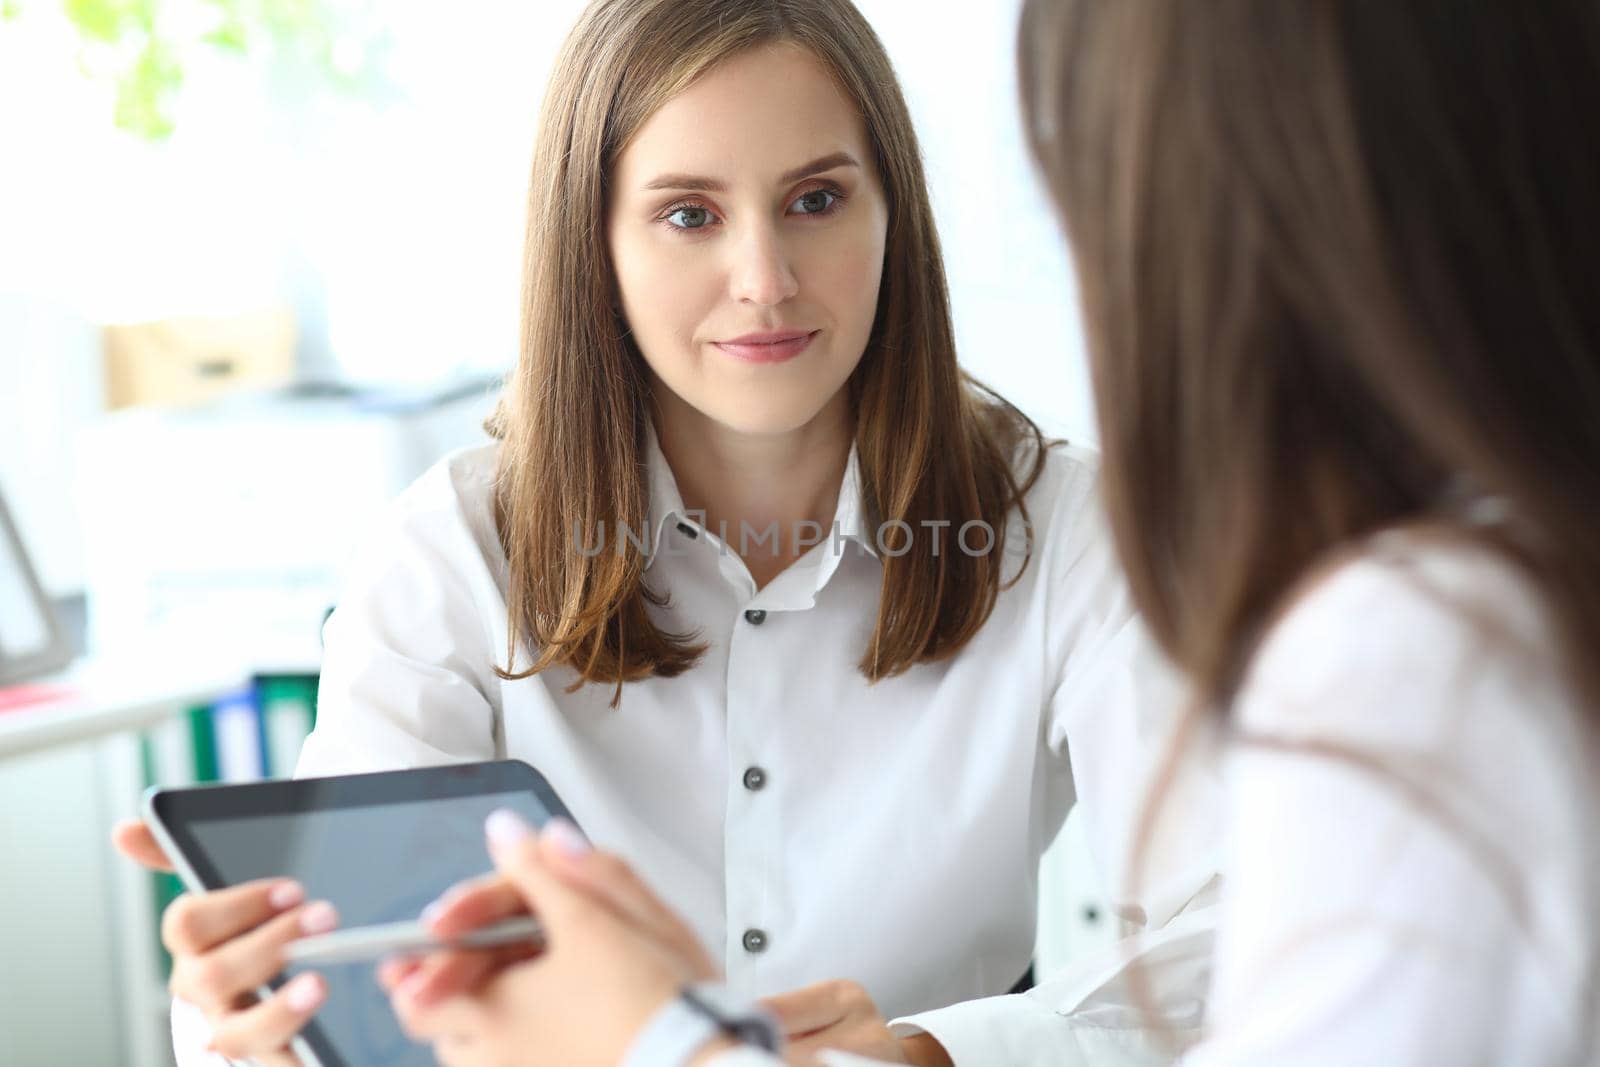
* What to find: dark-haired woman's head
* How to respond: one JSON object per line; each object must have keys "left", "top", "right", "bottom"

{"left": 1019, "top": 0, "right": 1600, "bottom": 707}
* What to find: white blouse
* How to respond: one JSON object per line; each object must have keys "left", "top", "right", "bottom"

{"left": 725, "top": 537, "right": 1597, "bottom": 1067}
{"left": 171, "top": 432, "right": 1219, "bottom": 1065}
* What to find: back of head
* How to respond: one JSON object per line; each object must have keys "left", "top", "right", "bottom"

{"left": 1018, "top": 0, "right": 1600, "bottom": 708}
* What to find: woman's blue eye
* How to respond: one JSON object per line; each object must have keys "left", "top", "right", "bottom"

{"left": 791, "top": 189, "right": 837, "bottom": 215}
{"left": 668, "top": 206, "right": 713, "bottom": 229}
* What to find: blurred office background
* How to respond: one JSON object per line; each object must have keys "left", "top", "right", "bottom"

{"left": 0, "top": 1, "right": 1107, "bottom": 1063}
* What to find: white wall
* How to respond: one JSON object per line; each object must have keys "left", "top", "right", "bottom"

{"left": 860, "top": 0, "right": 1092, "bottom": 444}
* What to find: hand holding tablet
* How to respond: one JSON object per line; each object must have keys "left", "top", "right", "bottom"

{"left": 137, "top": 760, "right": 578, "bottom": 1067}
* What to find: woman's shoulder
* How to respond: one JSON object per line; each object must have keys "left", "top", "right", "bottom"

{"left": 967, "top": 383, "right": 1103, "bottom": 520}
{"left": 1012, "top": 437, "right": 1110, "bottom": 576}
{"left": 1003, "top": 433, "right": 1102, "bottom": 536}
{"left": 393, "top": 442, "right": 500, "bottom": 520}
{"left": 350, "top": 442, "right": 506, "bottom": 588}
{"left": 1239, "top": 532, "right": 1573, "bottom": 741}
{"left": 993, "top": 438, "right": 1134, "bottom": 653}
{"left": 1029, "top": 436, "right": 1102, "bottom": 505}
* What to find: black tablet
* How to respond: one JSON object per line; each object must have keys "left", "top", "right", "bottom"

{"left": 144, "top": 760, "right": 575, "bottom": 1067}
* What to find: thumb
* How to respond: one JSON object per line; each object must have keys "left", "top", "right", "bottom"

{"left": 111, "top": 819, "right": 175, "bottom": 873}
{"left": 760, "top": 981, "right": 848, "bottom": 1037}
{"left": 484, "top": 810, "right": 588, "bottom": 930}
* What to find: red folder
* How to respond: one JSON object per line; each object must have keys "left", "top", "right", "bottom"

{"left": 0, "top": 684, "right": 75, "bottom": 714}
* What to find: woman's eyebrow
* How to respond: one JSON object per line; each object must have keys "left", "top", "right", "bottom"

{"left": 642, "top": 151, "right": 861, "bottom": 193}
{"left": 776, "top": 151, "right": 860, "bottom": 184}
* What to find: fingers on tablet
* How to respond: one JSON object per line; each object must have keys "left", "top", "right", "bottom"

{"left": 170, "top": 898, "right": 338, "bottom": 1011}
{"left": 162, "top": 878, "right": 306, "bottom": 956}
{"left": 204, "top": 971, "right": 327, "bottom": 1059}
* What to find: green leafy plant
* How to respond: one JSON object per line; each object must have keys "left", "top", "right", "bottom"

{"left": 1, "top": 0, "right": 386, "bottom": 140}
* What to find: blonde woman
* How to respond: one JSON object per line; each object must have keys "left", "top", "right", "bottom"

{"left": 380, "top": 0, "right": 1600, "bottom": 1065}
{"left": 112, "top": 1, "right": 1218, "bottom": 1064}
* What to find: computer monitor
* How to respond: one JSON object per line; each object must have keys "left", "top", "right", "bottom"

{"left": 0, "top": 489, "right": 70, "bottom": 685}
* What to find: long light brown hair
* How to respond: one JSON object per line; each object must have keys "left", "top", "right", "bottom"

{"left": 1018, "top": 0, "right": 1600, "bottom": 715}
{"left": 490, "top": 0, "right": 1045, "bottom": 702}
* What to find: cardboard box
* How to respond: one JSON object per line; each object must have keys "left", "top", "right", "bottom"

{"left": 102, "top": 309, "right": 296, "bottom": 410}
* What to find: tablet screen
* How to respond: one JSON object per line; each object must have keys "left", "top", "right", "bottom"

{"left": 151, "top": 761, "right": 572, "bottom": 1067}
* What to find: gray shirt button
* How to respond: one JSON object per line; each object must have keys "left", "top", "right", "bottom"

{"left": 743, "top": 608, "right": 767, "bottom": 625}
{"left": 742, "top": 766, "right": 767, "bottom": 791}
{"left": 742, "top": 928, "right": 769, "bottom": 953}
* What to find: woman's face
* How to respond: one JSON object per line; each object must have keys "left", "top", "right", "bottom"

{"left": 607, "top": 43, "right": 889, "bottom": 437}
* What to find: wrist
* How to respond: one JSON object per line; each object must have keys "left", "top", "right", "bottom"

{"left": 900, "top": 1031, "right": 955, "bottom": 1067}
{"left": 686, "top": 1034, "right": 741, "bottom": 1067}
{"left": 621, "top": 984, "right": 778, "bottom": 1067}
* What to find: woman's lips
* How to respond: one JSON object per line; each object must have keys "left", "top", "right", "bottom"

{"left": 712, "top": 329, "right": 819, "bottom": 364}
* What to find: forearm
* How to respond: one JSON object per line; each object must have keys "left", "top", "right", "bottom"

{"left": 687, "top": 1032, "right": 947, "bottom": 1067}
{"left": 689, "top": 1035, "right": 743, "bottom": 1066}
{"left": 901, "top": 1031, "right": 955, "bottom": 1067}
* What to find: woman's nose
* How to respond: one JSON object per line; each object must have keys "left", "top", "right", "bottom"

{"left": 728, "top": 225, "right": 799, "bottom": 306}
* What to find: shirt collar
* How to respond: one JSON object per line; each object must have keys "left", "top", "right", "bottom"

{"left": 642, "top": 422, "right": 878, "bottom": 572}
{"left": 643, "top": 424, "right": 689, "bottom": 567}
{"left": 829, "top": 446, "right": 876, "bottom": 558}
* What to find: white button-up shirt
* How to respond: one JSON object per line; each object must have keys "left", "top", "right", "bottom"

{"left": 172, "top": 432, "right": 1220, "bottom": 1065}
{"left": 700, "top": 538, "right": 1600, "bottom": 1067}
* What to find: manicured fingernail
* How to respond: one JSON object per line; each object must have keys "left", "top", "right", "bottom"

{"left": 542, "top": 816, "right": 591, "bottom": 857}
{"left": 300, "top": 900, "right": 339, "bottom": 935}
{"left": 420, "top": 899, "right": 444, "bottom": 925}
{"left": 284, "top": 972, "right": 325, "bottom": 1013}
{"left": 269, "top": 881, "right": 305, "bottom": 909}
{"left": 486, "top": 808, "right": 535, "bottom": 853}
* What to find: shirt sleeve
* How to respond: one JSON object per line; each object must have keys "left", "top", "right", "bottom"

{"left": 170, "top": 997, "right": 221, "bottom": 1067}
{"left": 888, "top": 885, "right": 1216, "bottom": 1067}
{"left": 294, "top": 465, "right": 504, "bottom": 776}
{"left": 963, "top": 450, "right": 1221, "bottom": 1067}
{"left": 706, "top": 1051, "right": 786, "bottom": 1067}
{"left": 1036, "top": 448, "right": 1222, "bottom": 932}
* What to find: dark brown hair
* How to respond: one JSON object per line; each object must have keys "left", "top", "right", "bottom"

{"left": 1017, "top": 0, "right": 1600, "bottom": 712}
{"left": 490, "top": 0, "right": 1044, "bottom": 702}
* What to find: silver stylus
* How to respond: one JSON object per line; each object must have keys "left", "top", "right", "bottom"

{"left": 283, "top": 915, "right": 545, "bottom": 967}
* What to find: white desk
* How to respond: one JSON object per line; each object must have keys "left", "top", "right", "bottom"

{"left": 0, "top": 654, "right": 250, "bottom": 763}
